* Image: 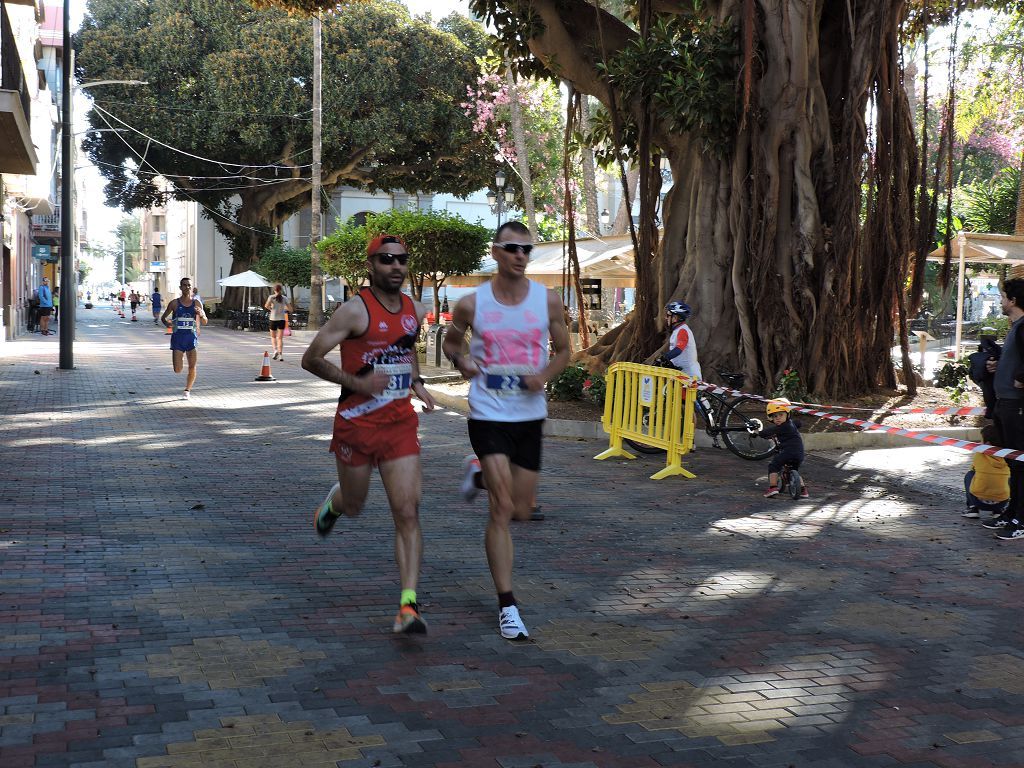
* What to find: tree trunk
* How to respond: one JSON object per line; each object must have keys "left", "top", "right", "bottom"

{"left": 507, "top": 68, "right": 537, "bottom": 233}
{"left": 580, "top": 97, "right": 601, "bottom": 237}
{"left": 611, "top": 166, "right": 639, "bottom": 235}
{"left": 520, "top": 0, "right": 916, "bottom": 398}
{"left": 1016, "top": 150, "right": 1024, "bottom": 236}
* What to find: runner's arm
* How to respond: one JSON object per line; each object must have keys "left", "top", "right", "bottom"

{"left": 301, "top": 301, "right": 388, "bottom": 395}
{"left": 195, "top": 300, "right": 208, "bottom": 325}
{"left": 523, "top": 289, "right": 571, "bottom": 392}
{"left": 410, "top": 300, "right": 435, "bottom": 411}
{"left": 441, "top": 296, "right": 480, "bottom": 379}
{"left": 160, "top": 300, "right": 176, "bottom": 327}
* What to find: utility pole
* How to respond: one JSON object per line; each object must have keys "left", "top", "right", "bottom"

{"left": 58, "top": 0, "right": 73, "bottom": 369}
{"left": 307, "top": 12, "right": 324, "bottom": 330}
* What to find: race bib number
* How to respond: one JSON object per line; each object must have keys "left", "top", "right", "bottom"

{"left": 483, "top": 365, "right": 534, "bottom": 396}
{"left": 377, "top": 363, "right": 412, "bottom": 400}
{"left": 175, "top": 317, "right": 196, "bottom": 332}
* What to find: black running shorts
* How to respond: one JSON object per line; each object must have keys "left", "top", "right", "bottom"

{"left": 468, "top": 418, "right": 544, "bottom": 472}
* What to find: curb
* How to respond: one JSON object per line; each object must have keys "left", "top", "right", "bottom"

{"left": 424, "top": 385, "right": 982, "bottom": 449}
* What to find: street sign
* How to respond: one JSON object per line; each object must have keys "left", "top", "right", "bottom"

{"left": 32, "top": 244, "right": 57, "bottom": 262}
{"left": 150, "top": 261, "right": 166, "bottom": 272}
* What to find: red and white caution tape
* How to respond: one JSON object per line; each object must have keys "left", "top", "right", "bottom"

{"left": 693, "top": 380, "right": 984, "bottom": 417}
{"left": 691, "top": 380, "right": 1016, "bottom": 461}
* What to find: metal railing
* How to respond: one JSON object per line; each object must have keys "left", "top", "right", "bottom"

{"left": 0, "top": 5, "right": 30, "bottom": 128}
{"left": 33, "top": 206, "right": 60, "bottom": 231}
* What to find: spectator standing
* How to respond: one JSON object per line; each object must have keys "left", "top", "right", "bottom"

{"left": 36, "top": 277, "right": 53, "bottom": 336}
{"left": 988, "top": 278, "right": 1024, "bottom": 541}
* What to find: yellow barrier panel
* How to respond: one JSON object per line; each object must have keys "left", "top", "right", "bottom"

{"left": 594, "top": 362, "right": 697, "bottom": 480}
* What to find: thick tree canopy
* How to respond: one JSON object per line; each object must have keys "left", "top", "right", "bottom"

{"left": 471, "top": 0, "right": 1018, "bottom": 397}
{"left": 320, "top": 208, "right": 489, "bottom": 317}
{"left": 76, "top": 0, "right": 493, "bottom": 277}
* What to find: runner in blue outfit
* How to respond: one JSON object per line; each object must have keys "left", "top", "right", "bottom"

{"left": 160, "top": 277, "right": 207, "bottom": 400}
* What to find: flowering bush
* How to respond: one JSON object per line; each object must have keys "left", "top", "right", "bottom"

{"left": 548, "top": 364, "right": 606, "bottom": 406}
{"left": 773, "top": 368, "right": 807, "bottom": 402}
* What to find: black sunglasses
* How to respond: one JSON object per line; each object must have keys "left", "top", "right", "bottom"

{"left": 494, "top": 242, "right": 534, "bottom": 255}
{"left": 373, "top": 252, "right": 410, "bottom": 265}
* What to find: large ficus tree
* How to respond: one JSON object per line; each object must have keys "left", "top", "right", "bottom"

{"left": 76, "top": 0, "right": 493, "bottom": 308}
{"left": 472, "top": 0, "right": 1012, "bottom": 398}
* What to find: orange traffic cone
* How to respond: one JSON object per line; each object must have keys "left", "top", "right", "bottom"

{"left": 255, "top": 351, "right": 276, "bottom": 382}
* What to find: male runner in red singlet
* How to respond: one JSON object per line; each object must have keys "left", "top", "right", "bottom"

{"left": 301, "top": 234, "right": 436, "bottom": 635}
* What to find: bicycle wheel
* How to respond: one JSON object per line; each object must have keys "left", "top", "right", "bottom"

{"left": 788, "top": 469, "right": 802, "bottom": 500}
{"left": 721, "top": 397, "right": 778, "bottom": 461}
{"left": 624, "top": 411, "right": 666, "bottom": 454}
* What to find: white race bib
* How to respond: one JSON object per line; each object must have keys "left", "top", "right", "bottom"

{"left": 483, "top": 364, "right": 535, "bottom": 396}
{"left": 175, "top": 317, "right": 196, "bottom": 332}
{"left": 377, "top": 363, "right": 412, "bottom": 400}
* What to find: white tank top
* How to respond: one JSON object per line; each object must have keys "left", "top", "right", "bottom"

{"left": 468, "top": 280, "right": 549, "bottom": 422}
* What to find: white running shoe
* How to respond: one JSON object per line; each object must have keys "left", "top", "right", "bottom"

{"left": 499, "top": 605, "right": 529, "bottom": 640}
{"left": 460, "top": 454, "right": 482, "bottom": 502}
{"left": 183, "top": 390, "right": 191, "bottom": 400}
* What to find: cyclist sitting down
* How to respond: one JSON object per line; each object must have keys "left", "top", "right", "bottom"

{"left": 753, "top": 398, "right": 808, "bottom": 498}
{"left": 660, "top": 301, "right": 702, "bottom": 380}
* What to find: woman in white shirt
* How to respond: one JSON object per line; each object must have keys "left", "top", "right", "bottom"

{"left": 264, "top": 284, "right": 292, "bottom": 360}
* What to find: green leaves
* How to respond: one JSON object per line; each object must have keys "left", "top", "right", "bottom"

{"left": 319, "top": 209, "right": 490, "bottom": 303}
{"left": 254, "top": 240, "right": 311, "bottom": 288}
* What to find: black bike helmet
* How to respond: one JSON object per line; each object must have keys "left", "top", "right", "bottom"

{"left": 665, "top": 300, "right": 691, "bottom": 321}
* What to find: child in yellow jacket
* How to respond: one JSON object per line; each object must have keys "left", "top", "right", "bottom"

{"left": 964, "top": 424, "right": 1010, "bottom": 521}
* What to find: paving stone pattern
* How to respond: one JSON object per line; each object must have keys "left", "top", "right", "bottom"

{"left": 2, "top": 305, "right": 1024, "bottom": 767}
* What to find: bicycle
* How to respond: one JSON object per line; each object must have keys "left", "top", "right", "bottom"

{"left": 779, "top": 462, "right": 803, "bottom": 500}
{"left": 624, "top": 360, "right": 778, "bottom": 461}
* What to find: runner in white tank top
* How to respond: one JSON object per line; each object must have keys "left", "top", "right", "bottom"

{"left": 442, "top": 221, "right": 571, "bottom": 641}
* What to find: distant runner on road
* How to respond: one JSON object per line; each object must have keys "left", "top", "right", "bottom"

{"left": 160, "top": 277, "right": 207, "bottom": 400}
{"left": 442, "top": 220, "right": 570, "bottom": 641}
{"left": 151, "top": 289, "right": 162, "bottom": 324}
{"left": 301, "top": 233, "right": 436, "bottom": 635}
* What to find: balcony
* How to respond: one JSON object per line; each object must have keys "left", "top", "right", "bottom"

{"left": 32, "top": 205, "right": 60, "bottom": 242}
{"left": 0, "top": 3, "right": 36, "bottom": 174}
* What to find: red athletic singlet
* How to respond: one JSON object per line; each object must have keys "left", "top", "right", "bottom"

{"left": 336, "top": 288, "right": 420, "bottom": 426}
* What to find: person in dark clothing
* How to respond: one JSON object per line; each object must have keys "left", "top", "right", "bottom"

{"left": 754, "top": 398, "right": 808, "bottom": 498}
{"left": 987, "top": 279, "right": 1024, "bottom": 541}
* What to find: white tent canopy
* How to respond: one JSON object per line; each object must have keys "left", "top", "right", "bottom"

{"left": 217, "top": 270, "right": 273, "bottom": 288}
{"left": 927, "top": 232, "right": 1024, "bottom": 356}
{"left": 450, "top": 233, "right": 638, "bottom": 288}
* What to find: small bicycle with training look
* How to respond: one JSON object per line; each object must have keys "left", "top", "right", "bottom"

{"left": 625, "top": 359, "right": 778, "bottom": 461}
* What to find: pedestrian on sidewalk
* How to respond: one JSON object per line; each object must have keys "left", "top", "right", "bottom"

{"left": 264, "top": 284, "right": 291, "bottom": 360}
{"left": 52, "top": 287, "right": 60, "bottom": 323}
{"left": 160, "top": 277, "right": 208, "bottom": 400}
{"left": 442, "top": 220, "right": 571, "bottom": 641}
{"left": 987, "top": 278, "right": 1024, "bottom": 541}
{"left": 302, "top": 233, "right": 436, "bottom": 635}
{"left": 36, "top": 277, "right": 53, "bottom": 336}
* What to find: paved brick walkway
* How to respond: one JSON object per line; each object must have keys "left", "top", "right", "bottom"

{"left": 2, "top": 303, "right": 1023, "bottom": 767}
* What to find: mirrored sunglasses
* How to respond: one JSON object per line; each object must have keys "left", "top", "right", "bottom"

{"left": 373, "top": 252, "right": 410, "bottom": 265}
{"left": 494, "top": 242, "right": 534, "bottom": 255}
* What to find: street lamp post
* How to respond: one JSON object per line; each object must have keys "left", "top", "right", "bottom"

{"left": 489, "top": 170, "right": 515, "bottom": 228}
{"left": 58, "top": 46, "right": 149, "bottom": 369}
{"left": 600, "top": 208, "right": 610, "bottom": 233}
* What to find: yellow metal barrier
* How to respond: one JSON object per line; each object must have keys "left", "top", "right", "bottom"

{"left": 594, "top": 362, "right": 697, "bottom": 480}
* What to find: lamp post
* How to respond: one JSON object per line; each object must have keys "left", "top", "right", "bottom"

{"left": 489, "top": 170, "right": 515, "bottom": 228}
{"left": 58, "top": 27, "right": 149, "bottom": 370}
{"left": 600, "top": 208, "right": 610, "bottom": 233}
